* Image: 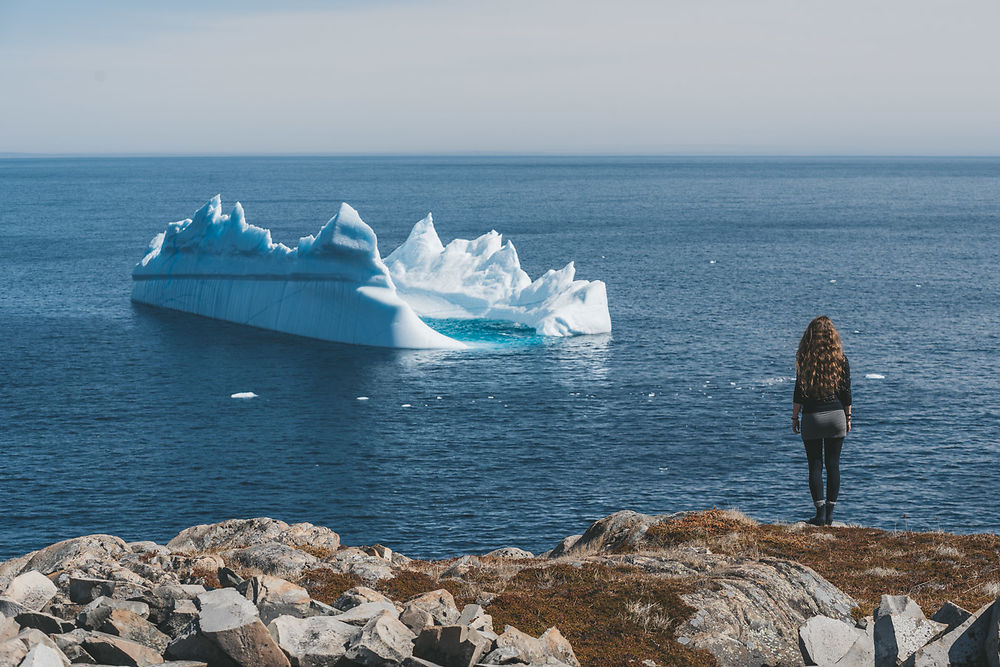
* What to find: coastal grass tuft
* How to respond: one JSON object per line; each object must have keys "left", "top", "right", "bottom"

{"left": 297, "top": 569, "right": 363, "bottom": 605}
{"left": 643, "top": 509, "right": 1000, "bottom": 616}
{"left": 486, "top": 563, "right": 716, "bottom": 666}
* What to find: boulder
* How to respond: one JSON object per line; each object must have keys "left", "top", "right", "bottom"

{"left": 402, "top": 590, "right": 460, "bottom": 626}
{"left": 482, "top": 548, "right": 534, "bottom": 559}
{"left": 0, "top": 535, "right": 127, "bottom": 587}
{"left": 334, "top": 587, "right": 392, "bottom": 612}
{"left": 833, "top": 619, "right": 875, "bottom": 666}
{"left": 267, "top": 614, "right": 359, "bottom": 666}
{"left": 78, "top": 596, "right": 151, "bottom": 628}
{"left": 82, "top": 631, "right": 165, "bottom": 666}
{"left": 1, "top": 613, "right": 18, "bottom": 642}
{"left": 675, "top": 557, "right": 857, "bottom": 666}
{"left": 874, "top": 614, "right": 946, "bottom": 666}
{"left": 412, "top": 625, "right": 492, "bottom": 667}
{"left": 20, "top": 643, "right": 69, "bottom": 667}
{"left": 0, "top": 637, "right": 29, "bottom": 665}
{"left": 799, "top": 615, "right": 865, "bottom": 665}
{"left": 322, "top": 549, "right": 395, "bottom": 583}
{"left": 166, "top": 519, "right": 340, "bottom": 554}
{"left": 227, "top": 544, "right": 319, "bottom": 579}
{"left": 457, "top": 605, "right": 494, "bottom": 636}
{"left": 335, "top": 601, "right": 399, "bottom": 626}
{"left": 14, "top": 611, "right": 74, "bottom": 635}
{"left": 0, "top": 597, "right": 28, "bottom": 618}
{"left": 165, "top": 588, "right": 289, "bottom": 667}
{"left": 14, "top": 629, "right": 71, "bottom": 666}
{"left": 875, "top": 595, "right": 926, "bottom": 622}
{"left": 549, "top": 511, "right": 670, "bottom": 558}
{"left": 400, "top": 605, "right": 435, "bottom": 635}
{"left": 218, "top": 568, "right": 245, "bottom": 589}
{"left": 1, "top": 571, "right": 57, "bottom": 611}
{"left": 930, "top": 602, "right": 972, "bottom": 632}
{"left": 159, "top": 598, "right": 200, "bottom": 638}
{"left": 480, "top": 625, "right": 578, "bottom": 666}
{"left": 988, "top": 600, "right": 1000, "bottom": 667}
{"left": 544, "top": 535, "right": 581, "bottom": 559}
{"left": 344, "top": 610, "right": 416, "bottom": 666}
{"left": 99, "top": 608, "right": 172, "bottom": 653}
{"left": 69, "top": 577, "right": 116, "bottom": 604}
{"left": 907, "top": 597, "right": 998, "bottom": 667}
{"left": 238, "top": 576, "right": 312, "bottom": 624}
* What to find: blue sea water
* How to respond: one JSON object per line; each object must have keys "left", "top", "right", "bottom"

{"left": 2, "top": 156, "right": 999, "bottom": 561}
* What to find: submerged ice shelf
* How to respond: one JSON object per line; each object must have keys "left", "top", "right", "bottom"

{"left": 132, "top": 197, "right": 611, "bottom": 349}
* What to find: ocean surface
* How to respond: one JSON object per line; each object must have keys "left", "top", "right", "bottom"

{"left": 2, "top": 156, "right": 999, "bottom": 561}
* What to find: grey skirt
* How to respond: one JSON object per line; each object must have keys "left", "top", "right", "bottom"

{"left": 801, "top": 409, "right": 847, "bottom": 440}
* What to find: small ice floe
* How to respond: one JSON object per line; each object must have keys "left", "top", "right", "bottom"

{"left": 401, "top": 404, "right": 412, "bottom": 408}
{"left": 436, "top": 396, "right": 443, "bottom": 400}
{"left": 709, "top": 260, "right": 717, "bottom": 264}
{"left": 231, "top": 392, "right": 257, "bottom": 399}
{"left": 356, "top": 396, "right": 370, "bottom": 401}
{"left": 915, "top": 284, "right": 922, "bottom": 288}
{"left": 488, "top": 395, "right": 494, "bottom": 399}
{"left": 647, "top": 392, "right": 656, "bottom": 397}
{"left": 829, "top": 279, "right": 837, "bottom": 283}
{"left": 865, "top": 374, "right": 886, "bottom": 380}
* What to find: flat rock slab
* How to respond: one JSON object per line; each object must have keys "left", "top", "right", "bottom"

{"left": 1, "top": 571, "right": 58, "bottom": 611}
{"left": 414, "top": 625, "right": 492, "bottom": 667}
{"left": 335, "top": 601, "right": 399, "bottom": 626}
{"left": 82, "top": 631, "right": 165, "bottom": 667}
{"left": 345, "top": 610, "right": 417, "bottom": 666}
{"left": 268, "top": 614, "right": 359, "bottom": 665}
{"left": 69, "top": 577, "right": 116, "bottom": 604}
{"left": 930, "top": 602, "right": 972, "bottom": 632}
{"left": 799, "top": 615, "right": 865, "bottom": 664}
{"left": 909, "top": 597, "right": 999, "bottom": 667}
{"left": 874, "top": 614, "right": 946, "bottom": 666}
{"left": 15, "top": 611, "right": 74, "bottom": 635}
{"left": 19, "top": 643, "right": 68, "bottom": 667}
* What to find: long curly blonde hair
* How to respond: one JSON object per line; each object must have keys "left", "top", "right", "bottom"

{"left": 796, "top": 316, "right": 845, "bottom": 398}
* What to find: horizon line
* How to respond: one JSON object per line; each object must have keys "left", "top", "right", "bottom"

{"left": 3, "top": 151, "right": 1000, "bottom": 160}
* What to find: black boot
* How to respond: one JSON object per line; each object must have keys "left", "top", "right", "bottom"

{"left": 825, "top": 501, "right": 836, "bottom": 526}
{"left": 808, "top": 501, "right": 826, "bottom": 526}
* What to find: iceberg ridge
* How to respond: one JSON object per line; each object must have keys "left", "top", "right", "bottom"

{"left": 384, "top": 214, "right": 612, "bottom": 336}
{"left": 132, "top": 198, "right": 611, "bottom": 348}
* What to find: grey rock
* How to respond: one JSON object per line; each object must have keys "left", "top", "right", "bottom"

{"left": 166, "top": 519, "right": 340, "bottom": 555}
{"left": 79, "top": 596, "right": 151, "bottom": 622}
{"left": 159, "top": 662, "right": 209, "bottom": 667}
{"left": 875, "top": 595, "right": 925, "bottom": 622}
{"left": 549, "top": 511, "right": 670, "bottom": 558}
{"left": 0, "top": 535, "right": 127, "bottom": 588}
{"left": 0, "top": 637, "right": 29, "bottom": 665}
{"left": 401, "top": 590, "right": 460, "bottom": 626}
{"left": 15, "top": 629, "right": 71, "bottom": 666}
{"left": 457, "top": 605, "right": 494, "bottom": 635}
{"left": 1, "top": 571, "right": 58, "bottom": 611}
{"left": 930, "top": 601, "right": 972, "bottom": 632}
{"left": 82, "top": 630, "right": 164, "bottom": 666}
{"left": 874, "top": 613, "right": 946, "bottom": 666}
{"left": 60, "top": 643, "right": 96, "bottom": 663}
{"left": 675, "top": 557, "right": 857, "bottom": 667}
{"left": 99, "top": 608, "right": 171, "bottom": 653}
{"left": 480, "top": 625, "right": 578, "bottom": 666}
{"left": 321, "top": 549, "right": 394, "bottom": 584}
{"left": 307, "top": 600, "right": 338, "bottom": 617}
{"left": 400, "top": 605, "right": 436, "bottom": 635}
{"left": 227, "top": 544, "right": 319, "bottom": 579}
{"left": 413, "top": 625, "right": 492, "bottom": 667}
{"left": 0, "top": 613, "right": 19, "bottom": 642}
{"left": 334, "top": 601, "right": 399, "bottom": 626}
{"left": 217, "top": 568, "right": 244, "bottom": 589}
{"left": 482, "top": 548, "right": 534, "bottom": 560}
{"left": 404, "top": 658, "right": 446, "bottom": 667}
{"left": 69, "top": 577, "right": 116, "bottom": 605}
{"left": 833, "top": 621, "right": 876, "bottom": 667}
{"left": 799, "top": 615, "right": 865, "bottom": 665}
{"left": 15, "top": 611, "right": 74, "bottom": 635}
{"left": 267, "top": 614, "right": 359, "bottom": 666}
{"left": 19, "top": 643, "right": 68, "bottom": 667}
{"left": 157, "top": 598, "right": 200, "bottom": 638}
{"left": 333, "top": 587, "right": 392, "bottom": 612}
{"left": 165, "top": 588, "right": 289, "bottom": 667}
{"left": 238, "top": 575, "right": 312, "bottom": 625}
{"left": 49, "top": 629, "right": 89, "bottom": 651}
{"left": 987, "top": 597, "right": 1000, "bottom": 667}
{"left": 907, "top": 597, "right": 998, "bottom": 667}
{"left": 545, "top": 536, "right": 582, "bottom": 560}
{"left": 344, "top": 610, "right": 416, "bottom": 666}
{"left": 0, "top": 597, "right": 29, "bottom": 618}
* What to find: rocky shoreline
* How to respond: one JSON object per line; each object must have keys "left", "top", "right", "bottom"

{"left": 1, "top": 510, "right": 998, "bottom": 666}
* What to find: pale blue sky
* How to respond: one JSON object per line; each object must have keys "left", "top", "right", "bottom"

{"left": 1, "top": 0, "right": 998, "bottom": 155}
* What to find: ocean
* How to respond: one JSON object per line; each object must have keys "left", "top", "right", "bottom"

{"left": 2, "top": 156, "right": 999, "bottom": 560}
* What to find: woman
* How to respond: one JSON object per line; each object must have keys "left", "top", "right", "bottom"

{"left": 792, "top": 316, "right": 852, "bottom": 526}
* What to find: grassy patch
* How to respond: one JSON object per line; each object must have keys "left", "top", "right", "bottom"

{"left": 487, "top": 563, "right": 715, "bottom": 666}
{"left": 297, "top": 569, "right": 363, "bottom": 605}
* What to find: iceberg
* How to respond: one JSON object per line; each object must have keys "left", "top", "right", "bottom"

{"left": 384, "top": 214, "right": 611, "bottom": 336}
{"left": 132, "top": 197, "right": 611, "bottom": 349}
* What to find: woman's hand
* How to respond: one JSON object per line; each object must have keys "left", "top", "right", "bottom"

{"left": 792, "top": 416, "right": 800, "bottom": 434}
{"left": 846, "top": 414, "right": 852, "bottom": 433}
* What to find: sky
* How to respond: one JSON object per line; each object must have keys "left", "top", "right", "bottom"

{"left": 1, "top": 0, "right": 998, "bottom": 155}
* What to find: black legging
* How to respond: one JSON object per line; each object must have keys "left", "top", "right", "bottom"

{"left": 804, "top": 438, "right": 843, "bottom": 503}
